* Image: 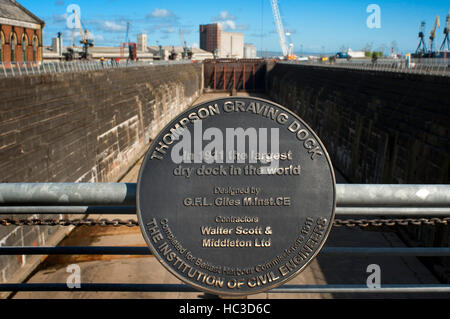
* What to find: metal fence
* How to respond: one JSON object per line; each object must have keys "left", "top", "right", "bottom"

{"left": 0, "top": 183, "right": 449, "bottom": 296}
{"left": 281, "top": 58, "right": 450, "bottom": 76}
{"left": 0, "top": 60, "right": 194, "bottom": 78}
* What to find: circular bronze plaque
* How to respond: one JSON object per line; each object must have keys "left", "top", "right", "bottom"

{"left": 137, "top": 97, "right": 336, "bottom": 296}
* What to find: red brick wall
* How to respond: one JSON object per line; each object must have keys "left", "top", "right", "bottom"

{"left": 0, "top": 24, "right": 42, "bottom": 63}
{"left": 200, "top": 24, "right": 221, "bottom": 53}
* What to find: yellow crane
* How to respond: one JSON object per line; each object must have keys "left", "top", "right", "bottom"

{"left": 67, "top": 9, "right": 93, "bottom": 60}
{"left": 429, "top": 15, "right": 440, "bottom": 53}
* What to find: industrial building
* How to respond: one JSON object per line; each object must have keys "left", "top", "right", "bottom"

{"left": 200, "top": 23, "right": 244, "bottom": 58}
{"left": 200, "top": 23, "right": 220, "bottom": 54}
{"left": 220, "top": 31, "right": 244, "bottom": 58}
{"left": 244, "top": 43, "right": 257, "bottom": 58}
{"left": 137, "top": 33, "right": 147, "bottom": 52}
{"left": 44, "top": 33, "right": 213, "bottom": 62}
{"left": 146, "top": 45, "right": 213, "bottom": 61}
{"left": 0, "top": 0, "right": 45, "bottom": 63}
{"left": 44, "top": 42, "right": 154, "bottom": 62}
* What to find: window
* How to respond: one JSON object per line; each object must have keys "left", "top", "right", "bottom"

{"left": 0, "top": 32, "right": 4, "bottom": 63}
{"left": 10, "top": 32, "right": 17, "bottom": 62}
{"left": 32, "top": 36, "right": 38, "bottom": 62}
{"left": 22, "top": 34, "right": 28, "bottom": 62}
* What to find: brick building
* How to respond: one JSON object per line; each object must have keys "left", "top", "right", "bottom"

{"left": 200, "top": 23, "right": 244, "bottom": 59}
{"left": 200, "top": 23, "right": 221, "bottom": 56}
{"left": 0, "top": 0, "right": 45, "bottom": 63}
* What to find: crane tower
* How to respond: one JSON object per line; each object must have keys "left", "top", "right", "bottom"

{"left": 270, "top": 0, "right": 296, "bottom": 60}
{"left": 270, "top": 0, "right": 288, "bottom": 57}
{"left": 428, "top": 15, "right": 440, "bottom": 54}
{"left": 121, "top": 22, "right": 137, "bottom": 61}
{"left": 440, "top": 10, "right": 450, "bottom": 52}
{"left": 63, "top": 9, "right": 93, "bottom": 60}
{"left": 416, "top": 21, "right": 427, "bottom": 56}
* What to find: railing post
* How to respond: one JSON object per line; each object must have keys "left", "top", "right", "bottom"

{"left": 213, "top": 64, "right": 216, "bottom": 91}
{"left": 233, "top": 65, "right": 236, "bottom": 91}
{"left": 252, "top": 64, "right": 255, "bottom": 90}
{"left": 2, "top": 63, "right": 7, "bottom": 78}
{"left": 223, "top": 65, "right": 226, "bottom": 91}
{"left": 243, "top": 64, "right": 246, "bottom": 91}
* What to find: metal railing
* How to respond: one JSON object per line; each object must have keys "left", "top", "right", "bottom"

{"left": 0, "top": 183, "right": 449, "bottom": 295}
{"left": 0, "top": 60, "right": 194, "bottom": 78}
{"left": 281, "top": 58, "right": 450, "bottom": 76}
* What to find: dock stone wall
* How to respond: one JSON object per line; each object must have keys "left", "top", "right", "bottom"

{"left": 267, "top": 63, "right": 449, "bottom": 184}
{"left": 0, "top": 63, "right": 203, "bottom": 292}
{"left": 266, "top": 63, "right": 450, "bottom": 281}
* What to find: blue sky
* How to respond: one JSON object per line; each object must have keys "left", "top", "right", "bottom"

{"left": 20, "top": 0, "right": 450, "bottom": 54}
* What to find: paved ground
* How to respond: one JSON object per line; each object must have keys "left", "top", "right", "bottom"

{"left": 13, "top": 93, "right": 447, "bottom": 299}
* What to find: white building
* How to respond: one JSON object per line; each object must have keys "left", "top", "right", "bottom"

{"left": 348, "top": 48, "right": 366, "bottom": 58}
{"left": 137, "top": 33, "right": 147, "bottom": 52}
{"left": 244, "top": 44, "right": 257, "bottom": 58}
{"left": 51, "top": 36, "right": 63, "bottom": 55}
{"left": 220, "top": 32, "right": 244, "bottom": 58}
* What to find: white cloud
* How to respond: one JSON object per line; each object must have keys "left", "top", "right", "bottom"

{"left": 218, "top": 11, "right": 235, "bottom": 20}
{"left": 220, "top": 20, "right": 236, "bottom": 30}
{"left": 150, "top": 8, "right": 174, "bottom": 18}
{"left": 161, "top": 27, "right": 176, "bottom": 34}
{"left": 89, "top": 32, "right": 104, "bottom": 42}
{"left": 102, "top": 21, "right": 127, "bottom": 32}
{"left": 53, "top": 13, "right": 68, "bottom": 23}
{"left": 212, "top": 10, "right": 247, "bottom": 31}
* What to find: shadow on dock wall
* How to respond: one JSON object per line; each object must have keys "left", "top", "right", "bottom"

{"left": 266, "top": 62, "right": 450, "bottom": 283}
{"left": 267, "top": 63, "right": 449, "bottom": 185}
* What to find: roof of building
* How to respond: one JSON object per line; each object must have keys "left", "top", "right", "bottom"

{"left": 0, "top": 0, "right": 44, "bottom": 25}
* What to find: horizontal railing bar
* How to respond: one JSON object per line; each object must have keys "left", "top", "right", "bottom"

{"left": 0, "top": 183, "right": 136, "bottom": 206}
{"left": 1, "top": 184, "right": 449, "bottom": 207}
{"left": 2, "top": 246, "right": 450, "bottom": 256}
{"left": 0, "top": 206, "right": 137, "bottom": 215}
{"left": 1, "top": 206, "right": 449, "bottom": 216}
{"left": 336, "top": 185, "right": 450, "bottom": 207}
{"left": 0, "top": 283, "right": 449, "bottom": 293}
{"left": 335, "top": 207, "right": 450, "bottom": 216}
{"left": 0, "top": 246, "right": 151, "bottom": 255}
{"left": 281, "top": 61, "right": 450, "bottom": 77}
{"left": 322, "top": 247, "right": 450, "bottom": 256}
{"left": 271, "top": 284, "right": 450, "bottom": 294}
{"left": 0, "top": 283, "right": 195, "bottom": 293}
